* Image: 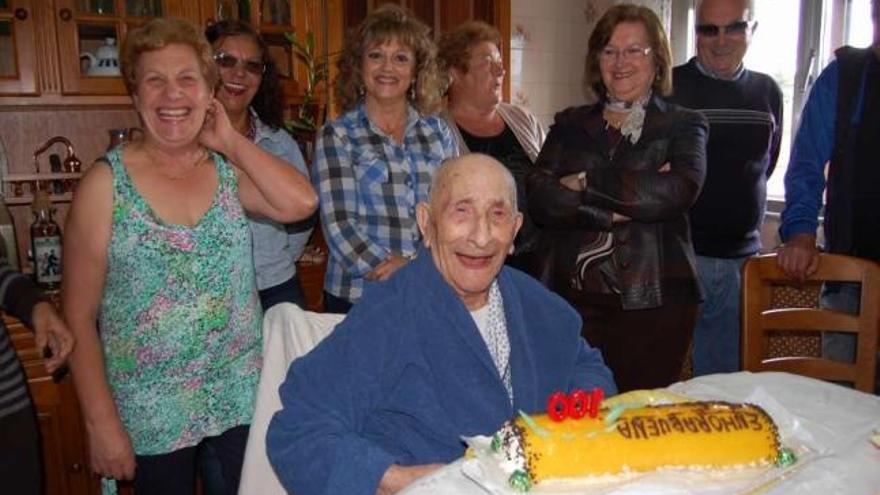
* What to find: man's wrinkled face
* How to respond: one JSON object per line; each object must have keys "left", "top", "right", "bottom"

{"left": 417, "top": 156, "right": 522, "bottom": 311}
{"left": 696, "top": 0, "right": 754, "bottom": 79}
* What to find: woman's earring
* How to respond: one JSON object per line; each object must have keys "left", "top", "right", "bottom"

{"left": 358, "top": 85, "right": 365, "bottom": 98}
{"left": 408, "top": 80, "right": 416, "bottom": 101}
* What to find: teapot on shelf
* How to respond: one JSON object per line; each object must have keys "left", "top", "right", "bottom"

{"left": 80, "top": 37, "right": 120, "bottom": 77}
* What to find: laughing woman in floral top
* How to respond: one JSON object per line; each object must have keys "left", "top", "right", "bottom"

{"left": 61, "top": 19, "right": 316, "bottom": 495}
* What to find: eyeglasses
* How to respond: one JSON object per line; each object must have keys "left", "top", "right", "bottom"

{"left": 695, "top": 20, "right": 754, "bottom": 37}
{"left": 213, "top": 52, "right": 266, "bottom": 76}
{"left": 599, "top": 45, "right": 652, "bottom": 62}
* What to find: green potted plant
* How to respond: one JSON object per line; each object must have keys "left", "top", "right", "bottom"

{"left": 284, "top": 30, "right": 328, "bottom": 136}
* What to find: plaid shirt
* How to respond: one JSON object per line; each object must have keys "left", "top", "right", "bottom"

{"left": 313, "top": 104, "right": 457, "bottom": 303}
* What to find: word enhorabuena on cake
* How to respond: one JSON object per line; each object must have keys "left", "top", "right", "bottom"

{"left": 462, "top": 388, "right": 805, "bottom": 493}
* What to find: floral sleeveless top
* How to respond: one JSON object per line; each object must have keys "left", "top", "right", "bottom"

{"left": 100, "top": 147, "right": 262, "bottom": 455}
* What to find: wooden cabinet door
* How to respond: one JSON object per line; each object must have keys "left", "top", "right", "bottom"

{"left": 52, "top": 0, "right": 189, "bottom": 95}
{"left": 29, "top": 373, "right": 95, "bottom": 495}
{"left": 0, "top": 0, "right": 38, "bottom": 95}
{"left": 7, "top": 314, "right": 97, "bottom": 495}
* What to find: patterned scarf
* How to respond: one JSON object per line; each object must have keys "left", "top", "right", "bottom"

{"left": 605, "top": 90, "right": 652, "bottom": 144}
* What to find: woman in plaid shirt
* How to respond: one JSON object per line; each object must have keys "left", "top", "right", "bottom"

{"left": 313, "top": 4, "right": 457, "bottom": 312}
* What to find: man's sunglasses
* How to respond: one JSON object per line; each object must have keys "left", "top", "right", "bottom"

{"left": 695, "top": 20, "right": 754, "bottom": 37}
{"left": 213, "top": 52, "right": 266, "bottom": 75}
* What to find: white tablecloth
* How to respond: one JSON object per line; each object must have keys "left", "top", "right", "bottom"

{"left": 399, "top": 372, "right": 880, "bottom": 495}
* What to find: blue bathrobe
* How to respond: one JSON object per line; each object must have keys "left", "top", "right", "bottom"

{"left": 267, "top": 250, "right": 616, "bottom": 495}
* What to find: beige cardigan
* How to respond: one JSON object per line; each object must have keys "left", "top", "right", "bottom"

{"left": 442, "top": 102, "right": 546, "bottom": 162}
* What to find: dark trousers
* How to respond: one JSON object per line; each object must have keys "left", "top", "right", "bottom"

{"left": 322, "top": 291, "right": 353, "bottom": 314}
{"left": 0, "top": 404, "right": 42, "bottom": 495}
{"left": 258, "top": 275, "right": 306, "bottom": 312}
{"left": 573, "top": 292, "right": 697, "bottom": 393}
{"left": 133, "top": 424, "right": 249, "bottom": 495}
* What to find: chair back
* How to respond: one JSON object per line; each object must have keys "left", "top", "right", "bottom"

{"left": 238, "top": 304, "right": 345, "bottom": 495}
{"left": 741, "top": 253, "right": 880, "bottom": 392}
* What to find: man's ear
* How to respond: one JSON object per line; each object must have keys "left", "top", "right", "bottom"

{"left": 416, "top": 202, "right": 433, "bottom": 248}
{"left": 509, "top": 212, "right": 524, "bottom": 255}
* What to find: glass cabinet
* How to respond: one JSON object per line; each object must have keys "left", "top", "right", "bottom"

{"left": 0, "top": 0, "right": 37, "bottom": 95}
{"left": 54, "top": 0, "right": 176, "bottom": 95}
{"left": 1, "top": 0, "right": 327, "bottom": 101}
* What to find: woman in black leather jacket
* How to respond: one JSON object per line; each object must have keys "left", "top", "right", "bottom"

{"left": 527, "top": 4, "right": 707, "bottom": 392}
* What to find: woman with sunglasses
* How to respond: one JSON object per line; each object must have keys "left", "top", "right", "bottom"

{"left": 314, "top": 4, "right": 456, "bottom": 313}
{"left": 206, "top": 20, "right": 314, "bottom": 311}
{"left": 527, "top": 4, "right": 708, "bottom": 392}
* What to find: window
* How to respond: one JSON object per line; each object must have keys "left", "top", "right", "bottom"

{"left": 846, "top": 0, "right": 875, "bottom": 46}
{"left": 741, "top": 0, "right": 800, "bottom": 200}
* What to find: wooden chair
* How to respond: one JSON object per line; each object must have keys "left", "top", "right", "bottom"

{"left": 741, "top": 253, "right": 880, "bottom": 392}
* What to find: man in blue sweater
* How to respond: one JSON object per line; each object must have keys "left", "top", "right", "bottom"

{"left": 778, "top": 0, "right": 880, "bottom": 377}
{"left": 670, "top": 0, "right": 782, "bottom": 376}
{"left": 267, "top": 154, "right": 616, "bottom": 495}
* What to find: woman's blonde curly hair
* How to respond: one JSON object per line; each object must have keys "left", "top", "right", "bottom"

{"left": 334, "top": 4, "right": 444, "bottom": 114}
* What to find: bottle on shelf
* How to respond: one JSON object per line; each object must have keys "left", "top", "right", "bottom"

{"left": 49, "top": 154, "right": 65, "bottom": 195}
{"left": 0, "top": 196, "right": 20, "bottom": 270}
{"left": 30, "top": 189, "right": 62, "bottom": 291}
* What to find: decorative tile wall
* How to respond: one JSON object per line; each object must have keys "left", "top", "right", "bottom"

{"left": 510, "top": 0, "right": 672, "bottom": 127}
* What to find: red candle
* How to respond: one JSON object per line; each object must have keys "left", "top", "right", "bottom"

{"left": 546, "top": 391, "right": 568, "bottom": 421}
{"left": 589, "top": 388, "right": 604, "bottom": 418}
{"left": 567, "top": 389, "right": 589, "bottom": 419}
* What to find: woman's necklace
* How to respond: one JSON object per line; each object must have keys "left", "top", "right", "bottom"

{"left": 367, "top": 103, "right": 408, "bottom": 144}
{"left": 603, "top": 91, "right": 652, "bottom": 144}
{"left": 377, "top": 118, "right": 405, "bottom": 142}
{"left": 145, "top": 146, "right": 209, "bottom": 181}
{"left": 602, "top": 108, "right": 629, "bottom": 130}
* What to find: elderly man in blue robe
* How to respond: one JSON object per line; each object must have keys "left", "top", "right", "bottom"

{"left": 267, "top": 153, "right": 617, "bottom": 495}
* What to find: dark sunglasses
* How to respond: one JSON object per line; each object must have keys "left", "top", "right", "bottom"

{"left": 695, "top": 20, "right": 754, "bottom": 37}
{"left": 213, "top": 52, "right": 266, "bottom": 75}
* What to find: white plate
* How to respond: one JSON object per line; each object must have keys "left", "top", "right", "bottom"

{"left": 460, "top": 454, "right": 815, "bottom": 495}
{"left": 460, "top": 390, "right": 819, "bottom": 495}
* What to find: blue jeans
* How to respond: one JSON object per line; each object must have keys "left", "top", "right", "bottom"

{"left": 820, "top": 281, "right": 880, "bottom": 394}
{"left": 692, "top": 255, "right": 748, "bottom": 376}
{"left": 819, "top": 282, "right": 860, "bottom": 362}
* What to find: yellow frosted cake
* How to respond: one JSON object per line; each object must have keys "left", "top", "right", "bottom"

{"left": 488, "top": 396, "right": 790, "bottom": 492}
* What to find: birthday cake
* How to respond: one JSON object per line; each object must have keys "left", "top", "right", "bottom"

{"left": 474, "top": 389, "right": 794, "bottom": 492}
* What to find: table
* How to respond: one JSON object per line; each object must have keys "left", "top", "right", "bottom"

{"left": 399, "top": 372, "right": 880, "bottom": 495}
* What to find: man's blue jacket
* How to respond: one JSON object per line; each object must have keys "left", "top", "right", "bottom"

{"left": 267, "top": 250, "right": 616, "bottom": 495}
